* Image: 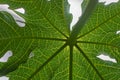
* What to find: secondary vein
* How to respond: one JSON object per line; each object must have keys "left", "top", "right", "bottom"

{"left": 75, "top": 44, "right": 104, "bottom": 80}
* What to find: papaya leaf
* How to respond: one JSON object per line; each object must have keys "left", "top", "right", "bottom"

{"left": 0, "top": 0, "right": 120, "bottom": 80}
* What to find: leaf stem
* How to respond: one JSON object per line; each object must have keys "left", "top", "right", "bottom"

{"left": 69, "top": 45, "right": 73, "bottom": 80}
{"left": 27, "top": 43, "right": 67, "bottom": 80}
{"left": 75, "top": 44, "right": 104, "bottom": 80}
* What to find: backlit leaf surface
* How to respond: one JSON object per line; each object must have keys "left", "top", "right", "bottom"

{"left": 0, "top": 0, "right": 120, "bottom": 80}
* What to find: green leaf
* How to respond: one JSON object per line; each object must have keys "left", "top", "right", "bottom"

{"left": 0, "top": 0, "right": 120, "bottom": 80}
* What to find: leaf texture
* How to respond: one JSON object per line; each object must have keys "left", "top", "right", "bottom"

{"left": 0, "top": 0, "right": 120, "bottom": 80}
